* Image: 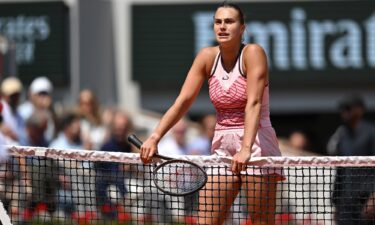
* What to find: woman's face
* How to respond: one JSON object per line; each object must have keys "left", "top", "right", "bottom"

{"left": 79, "top": 91, "right": 94, "bottom": 115}
{"left": 214, "top": 7, "right": 244, "bottom": 45}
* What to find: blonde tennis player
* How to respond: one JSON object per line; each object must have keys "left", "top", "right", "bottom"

{"left": 140, "top": 2, "right": 283, "bottom": 225}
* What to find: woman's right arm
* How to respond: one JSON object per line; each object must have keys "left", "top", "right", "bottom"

{"left": 140, "top": 48, "right": 214, "bottom": 163}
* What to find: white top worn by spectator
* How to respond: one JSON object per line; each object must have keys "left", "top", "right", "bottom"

{"left": 49, "top": 133, "right": 82, "bottom": 150}
{"left": 158, "top": 119, "right": 190, "bottom": 156}
{"left": 1, "top": 77, "right": 26, "bottom": 143}
{"left": 80, "top": 119, "right": 107, "bottom": 150}
{"left": 187, "top": 136, "right": 211, "bottom": 155}
{"left": 77, "top": 89, "right": 108, "bottom": 150}
{"left": 0, "top": 133, "right": 10, "bottom": 162}
{"left": 1, "top": 101, "right": 26, "bottom": 141}
{"left": 158, "top": 136, "right": 187, "bottom": 156}
{"left": 187, "top": 114, "right": 216, "bottom": 155}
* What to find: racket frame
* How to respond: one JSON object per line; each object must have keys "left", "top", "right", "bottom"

{"left": 153, "top": 159, "right": 208, "bottom": 196}
{"left": 128, "top": 134, "right": 208, "bottom": 196}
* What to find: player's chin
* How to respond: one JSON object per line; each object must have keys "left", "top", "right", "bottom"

{"left": 216, "top": 36, "right": 231, "bottom": 43}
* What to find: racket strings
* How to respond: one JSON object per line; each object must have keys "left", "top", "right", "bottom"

{"left": 154, "top": 161, "right": 206, "bottom": 195}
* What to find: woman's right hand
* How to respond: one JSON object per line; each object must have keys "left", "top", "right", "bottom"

{"left": 140, "top": 137, "right": 159, "bottom": 164}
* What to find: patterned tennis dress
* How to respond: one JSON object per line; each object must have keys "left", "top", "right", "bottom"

{"left": 208, "top": 45, "right": 282, "bottom": 176}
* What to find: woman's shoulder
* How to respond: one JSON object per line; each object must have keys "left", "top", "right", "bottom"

{"left": 242, "top": 44, "right": 267, "bottom": 57}
{"left": 241, "top": 44, "right": 268, "bottom": 74}
{"left": 194, "top": 46, "right": 220, "bottom": 75}
{"left": 196, "top": 46, "right": 220, "bottom": 59}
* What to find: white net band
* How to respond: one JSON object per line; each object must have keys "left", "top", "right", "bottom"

{"left": 7, "top": 145, "right": 375, "bottom": 167}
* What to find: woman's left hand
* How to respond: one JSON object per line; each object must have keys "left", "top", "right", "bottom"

{"left": 231, "top": 149, "right": 252, "bottom": 174}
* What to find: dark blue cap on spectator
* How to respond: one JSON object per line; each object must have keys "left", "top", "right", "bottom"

{"left": 338, "top": 94, "right": 365, "bottom": 111}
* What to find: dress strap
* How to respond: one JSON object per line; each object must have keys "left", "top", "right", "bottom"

{"left": 210, "top": 52, "right": 221, "bottom": 77}
{"left": 238, "top": 44, "right": 246, "bottom": 77}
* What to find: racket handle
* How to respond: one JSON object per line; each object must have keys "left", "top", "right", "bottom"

{"left": 128, "top": 134, "right": 143, "bottom": 149}
{"left": 128, "top": 134, "right": 173, "bottom": 160}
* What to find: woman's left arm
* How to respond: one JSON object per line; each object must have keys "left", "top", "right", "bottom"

{"left": 231, "top": 44, "right": 268, "bottom": 173}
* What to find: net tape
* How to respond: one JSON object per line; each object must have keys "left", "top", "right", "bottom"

{"left": 8, "top": 145, "right": 375, "bottom": 167}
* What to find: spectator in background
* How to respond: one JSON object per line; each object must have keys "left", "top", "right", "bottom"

{"left": 22, "top": 111, "right": 61, "bottom": 220}
{"left": 0, "top": 77, "right": 26, "bottom": 143}
{"left": 187, "top": 114, "right": 216, "bottom": 155}
{"left": 21, "top": 110, "right": 49, "bottom": 148}
{"left": 50, "top": 112, "right": 90, "bottom": 150}
{"left": 156, "top": 118, "right": 191, "bottom": 222}
{"left": 101, "top": 106, "right": 115, "bottom": 128}
{"left": 327, "top": 94, "right": 375, "bottom": 224}
{"left": 49, "top": 112, "right": 94, "bottom": 218}
{"left": 158, "top": 118, "right": 190, "bottom": 156}
{"left": 0, "top": 90, "right": 24, "bottom": 219}
{"left": 288, "top": 130, "right": 311, "bottom": 151}
{"left": 77, "top": 89, "right": 108, "bottom": 150}
{"left": 95, "top": 110, "right": 133, "bottom": 219}
{"left": 327, "top": 94, "right": 375, "bottom": 156}
{"left": 0, "top": 98, "right": 10, "bottom": 161}
{"left": 18, "top": 76, "right": 56, "bottom": 143}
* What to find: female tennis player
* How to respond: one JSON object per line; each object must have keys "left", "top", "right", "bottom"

{"left": 140, "top": 2, "right": 283, "bottom": 224}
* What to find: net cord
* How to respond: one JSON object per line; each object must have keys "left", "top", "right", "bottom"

{"left": 7, "top": 145, "right": 375, "bottom": 167}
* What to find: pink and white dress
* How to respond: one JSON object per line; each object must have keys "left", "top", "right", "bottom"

{"left": 208, "top": 45, "right": 282, "bottom": 176}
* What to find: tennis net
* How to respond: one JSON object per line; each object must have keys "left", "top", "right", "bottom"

{"left": 1, "top": 146, "right": 375, "bottom": 225}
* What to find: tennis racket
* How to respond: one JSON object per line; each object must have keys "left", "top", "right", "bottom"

{"left": 128, "top": 134, "right": 207, "bottom": 196}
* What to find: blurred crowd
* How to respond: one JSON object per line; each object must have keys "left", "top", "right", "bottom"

{"left": 0, "top": 76, "right": 217, "bottom": 223}
{"left": 0, "top": 76, "right": 374, "bottom": 224}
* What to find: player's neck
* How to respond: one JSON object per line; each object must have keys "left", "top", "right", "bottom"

{"left": 219, "top": 42, "right": 242, "bottom": 72}
{"left": 219, "top": 42, "right": 242, "bottom": 61}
